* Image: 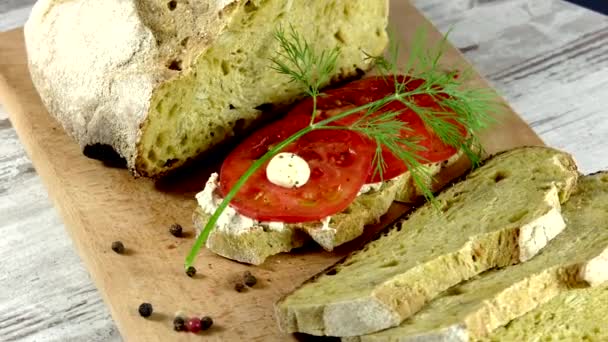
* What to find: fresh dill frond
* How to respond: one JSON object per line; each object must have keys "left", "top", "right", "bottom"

{"left": 346, "top": 107, "right": 434, "bottom": 200}
{"left": 371, "top": 27, "right": 500, "bottom": 171}
{"left": 270, "top": 24, "right": 340, "bottom": 99}
{"left": 365, "top": 27, "right": 400, "bottom": 80}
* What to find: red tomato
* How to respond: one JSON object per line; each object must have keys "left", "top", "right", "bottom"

{"left": 289, "top": 76, "right": 464, "bottom": 183}
{"left": 219, "top": 114, "right": 375, "bottom": 223}
{"left": 219, "top": 74, "right": 465, "bottom": 223}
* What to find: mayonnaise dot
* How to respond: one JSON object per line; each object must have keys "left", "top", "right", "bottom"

{"left": 266, "top": 152, "right": 311, "bottom": 188}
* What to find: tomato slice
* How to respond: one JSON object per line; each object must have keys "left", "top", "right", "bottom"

{"left": 219, "top": 74, "right": 466, "bottom": 223}
{"left": 219, "top": 114, "right": 375, "bottom": 223}
{"left": 290, "top": 75, "right": 465, "bottom": 183}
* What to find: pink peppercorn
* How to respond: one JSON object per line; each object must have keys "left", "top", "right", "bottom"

{"left": 186, "top": 317, "right": 202, "bottom": 333}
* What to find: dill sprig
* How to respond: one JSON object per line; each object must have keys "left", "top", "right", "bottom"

{"left": 184, "top": 25, "right": 499, "bottom": 270}
{"left": 360, "top": 27, "right": 499, "bottom": 196}
{"left": 270, "top": 26, "right": 340, "bottom": 125}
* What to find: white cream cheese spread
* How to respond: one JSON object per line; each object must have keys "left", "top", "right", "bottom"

{"left": 196, "top": 171, "right": 391, "bottom": 234}
{"left": 196, "top": 173, "right": 285, "bottom": 234}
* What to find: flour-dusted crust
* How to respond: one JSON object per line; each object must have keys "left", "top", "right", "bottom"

{"left": 24, "top": 0, "right": 238, "bottom": 174}
{"left": 24, "top": 0, "right": 390, "bottom": 177}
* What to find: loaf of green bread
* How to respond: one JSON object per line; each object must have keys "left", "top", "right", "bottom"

{"left": 347, "top": 171, "right": 608, "bottom": 341}
{"left": 24, "top": 0, "right": 389, "bottom": 177}
{"left": 275, "top": 146, "right": 578, "bottom": 337}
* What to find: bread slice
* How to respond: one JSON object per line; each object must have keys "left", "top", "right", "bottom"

{"left": 347, "top": 171, "right": 608, "bottom": 341}
{"left": 193, "top": 173, "right": 408, "bottom": 265}
{"left": 275, "top": 146, "right": 578, "bottom": 337}
{"left": 485, "top": 285, "right": 608, "bottom": 341}
{"left": 24, "top": 0, "right": 389, "bottom": 177}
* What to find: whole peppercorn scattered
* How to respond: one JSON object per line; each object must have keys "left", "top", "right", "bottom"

{"left": 169, "top": 223, "right": 183, "bottom": 237}
{"left": 173, "top": 316, "right": 186, "bottom": 331}
{"left": 138, "top": 303, "right": 153, "bottom": 318}
{"left": 186, "top": 317, "right": 202, "bottom": 333}
{"left": 201, "top": 316, "right": 213, "bottom": 330}
{"left": 243, "top": 271, "right": 257, "bottom": 287}
{"left": 186, "top": 266, "right": 196, "bottom": 277}
{"left": 234, "top": 283, "right": 246, "bottom": 292}
{"left": 111, "top": 241, "right": 125, "bottom": 254}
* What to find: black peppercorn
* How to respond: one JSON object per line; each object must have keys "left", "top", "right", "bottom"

{"left": 201, "top": 316, "right": 213, "bottom": 330}
{"left": 111, "top": 241, "right": 125, "bottom": 254}
{"left": 234, "top": 283, "right": 245, "bottom": 292}
{"left": 169, "top": 223, "right": 183, "bottom": 237}
{"left": 138, "top": 303, "right": 153, "bottom": 318}
{"left": 243, "top": 271, "right": 257, "bottom": 287}
{"left": 173, "top": 316, "right": 186, "bottom": 331}
{"left": 186, "top": 266, "right": 196, "bottom": 277}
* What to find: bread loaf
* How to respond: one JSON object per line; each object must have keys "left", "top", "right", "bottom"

{"left": 348, "top": 171, "right": 608, "bottom": 341}
{"left": 24, "top": 0, "right": 389, "bottom": 177}
{"left": 275, "top": 147, "right": 578, "bottom": 337}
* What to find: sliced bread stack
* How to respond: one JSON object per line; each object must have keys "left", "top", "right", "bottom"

{"left": 347, "top": 171, "right": 608, "bottom": 341}
{"left": 481, "top": 172, "right": 608, "bottom": 342}
{"left": 275, "top": 146, "right": 579, "bottom": 337}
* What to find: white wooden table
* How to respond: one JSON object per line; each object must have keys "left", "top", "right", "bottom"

{"left": 1, "top": 0, "right": 606, "bottom": 341}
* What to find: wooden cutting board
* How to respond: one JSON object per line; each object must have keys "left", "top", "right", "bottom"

{"left": 0, "top": 1, "right": 543, "bottom": 341}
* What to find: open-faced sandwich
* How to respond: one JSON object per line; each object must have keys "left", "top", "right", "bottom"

{"left": 192, "top": 74, "right": 477, "bottom": 264}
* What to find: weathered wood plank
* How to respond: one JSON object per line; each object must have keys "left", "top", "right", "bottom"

{"left": 0, "top": 105, "right": 120, "bottom": 341}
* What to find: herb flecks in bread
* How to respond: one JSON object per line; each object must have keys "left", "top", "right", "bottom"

{"left": 25, "top": 0, "right": 388, "bottom": 176}
{"left": 275, "top": 147, "right": 578, "bottom": 337}
{"left": 348, "top": 172, "right": 608, "bottom": 341}
{"left": 186, "top": 27, "right": 498, "bottom": 269}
